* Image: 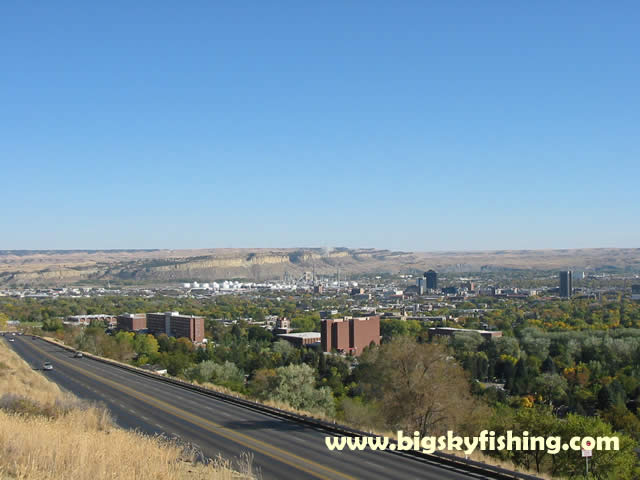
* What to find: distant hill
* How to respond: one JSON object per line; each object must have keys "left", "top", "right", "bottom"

{"left": 0, "top": 247, "right": 639, "bottom": 286}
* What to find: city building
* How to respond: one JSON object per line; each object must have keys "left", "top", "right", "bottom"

{"left": 632, "top": 285, "right": 640, "bottom": 301}
{"left": 321, "top": 315, "right": 380, "bottom": 356}
{"left": 417, "top": 277, "right": 426, "bottom": 295}
{"left": 146, "top": 311, "right": 205, "bottom": 343}
{"left": 277, "top": 332, "right": 321, "bottom": 346}
{"left": 559, "top": 271, "right": 573, "bottom": 298}
{"left": 403, "top": 285, "right": 419, "bottom": 296}
{"left": 116, "top": 313, "right": 147, "bottom": 331}
{"left": 274, "top": 317, "right": 291, "bottom": 334}
{"left": 428, "top": 327, "right": 502, "bottom": 340}
{"left": 313, "top": 285, "right": 324, "bottom": 294}
{"left": 425, "top": 270, "right": 438, "bottom": 290}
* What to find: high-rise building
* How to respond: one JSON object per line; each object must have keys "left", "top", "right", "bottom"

{"left": 559, "top": 271, "right": 573, "bottom": 298}
{"left": 146, "top": 311, "right": 205, "bottom": 343}
{"left": 321, "top": 315, "right": 380, "bottom": 356}
{"left": 425, "top": 270, "right": 438, "bottom": 290}
{"left": 417, "top": 277, "right": 426, "bottom": 295}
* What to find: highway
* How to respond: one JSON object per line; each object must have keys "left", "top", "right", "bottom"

{"left": 6, "top": 335, "right": 494, "bottom": 480}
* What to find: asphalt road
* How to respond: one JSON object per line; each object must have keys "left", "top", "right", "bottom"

{"left": 5, "top": 335, "right": 491, "bottom": 480}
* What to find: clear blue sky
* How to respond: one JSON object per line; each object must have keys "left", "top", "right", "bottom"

{"left": 2, "top": 1, "right": 638, "bottom": 251}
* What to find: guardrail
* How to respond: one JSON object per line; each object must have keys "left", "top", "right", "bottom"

{"left": 38, "top": 336, "right": 540, "bottom": 480}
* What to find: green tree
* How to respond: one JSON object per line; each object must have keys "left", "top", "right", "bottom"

{"left": 250, "top": 364, "right": 334, "bottom": 416}
{"left": 551, "top": 414, "right": 638, "bottom": 479}
{"left": 133, "top": 334, "right": 159, "bottom": 357}
{"left": 534, "top": 373, "right": 568, "bottom": 406}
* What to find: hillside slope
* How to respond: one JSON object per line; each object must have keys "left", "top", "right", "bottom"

{"left": 1, "top": 247, "right": 639, "bottom": 286}
{"left": 0, "top": 338, "right": 254, "bottom": 479}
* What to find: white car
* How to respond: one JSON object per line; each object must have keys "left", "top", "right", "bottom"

{"left": 43, "top": 362, "right": 53, "bottom": 371}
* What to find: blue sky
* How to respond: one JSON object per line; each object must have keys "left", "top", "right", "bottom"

{"left": 1, "top": 1, "right": 638, "bottom": 251}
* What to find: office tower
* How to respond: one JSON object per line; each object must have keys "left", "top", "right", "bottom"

{"left": 559, "top": 271, "right": 572, "bottom": 298}
{"left": 425, "top": 270, "right": 438, "bottom": 290}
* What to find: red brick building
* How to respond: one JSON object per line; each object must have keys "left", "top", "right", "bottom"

{"left": 146, "top": 312, "right": 205, "bottom": 343}
{"left": 321, "top": 315, "right": 380, "bottom": 356}
{"left": 116, "top": 313, "right": 147, "bottom": 331}
{"left": 277, "top": 332, "right": 321, "bottom": 346}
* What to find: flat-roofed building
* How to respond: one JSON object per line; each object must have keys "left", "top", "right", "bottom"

{"left": 277, "top": 332, "right": 321, "bottom": 346}
{"left": 559, "top": 271, "right": 573, "bottom": 298}
{"left": 428, "top": 327, "right": 502, "bottom": 340}
{"left": 146, "top": 311, "right": 205, "bottom": 343}
{"left": 321, "top": 315, "right": 380, "bottom": 356}
{"left": 116, "top": 313, "right": 147, "bottom": 331}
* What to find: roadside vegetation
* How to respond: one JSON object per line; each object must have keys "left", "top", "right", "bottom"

{"left": 0, "top": 339, "right": 256, "bottom": 480}
{"left": 3, "top": 293, "right": 640, "bottom": 477}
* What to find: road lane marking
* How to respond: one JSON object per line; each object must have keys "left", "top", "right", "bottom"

{"left": 24, "top": 339, "right": 356, "bottom": 480}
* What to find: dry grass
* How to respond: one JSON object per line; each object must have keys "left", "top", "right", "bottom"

{"left": 0, "top": 340, "right": 256, "bottom": 480}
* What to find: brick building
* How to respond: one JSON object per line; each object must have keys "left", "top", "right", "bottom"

{"left": 146, "top": 312, "right": 205, "bottom": 343}
{"left": 277, "top": 332, "right": 321, "bottom": 347}
{"left": 321, "top": 315, "right": 380, "bottom": 356}
{"left": 116, "top": 313, "right": 147, "bottom": 331}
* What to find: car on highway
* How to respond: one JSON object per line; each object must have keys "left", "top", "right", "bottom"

{"left": 74, "top": 352, "right": 83, "bottom": 358}
{"left": 43, "top": 362, "right": 53, "bottom": 371}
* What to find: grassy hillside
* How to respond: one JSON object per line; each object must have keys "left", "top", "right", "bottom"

{"left": 0, "top": 340, "right": 256, "bottom": 480}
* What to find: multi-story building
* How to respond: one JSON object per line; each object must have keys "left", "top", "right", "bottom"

{"left": 146, "top": 312, "right": 205, "bottom": 343}
{"left": 632, "top": 285, "right": 640, "bottom": 301}
{"left": 425, "top": 270, "right": 438, "bottom": 290}
{"left": 321, "top": 315, "right": 380, "bottom": 356}
{"left": 277, "top": 332, "right": 321, "bottom": 346}
{"left": 116, "top": 313, "right": 147, "bottom": 331}
{"left": 559, "top": 271, "right": 573, "bottom": 298}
